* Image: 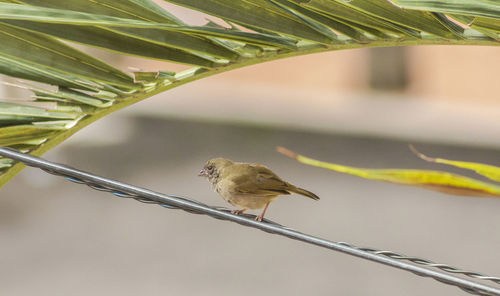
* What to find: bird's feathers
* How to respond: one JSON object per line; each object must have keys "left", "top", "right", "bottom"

{"left": 201, "top": 157, "right": 319, "bottom": 212}
{"left": 220, "top": 162, "right": 317, "bottom": 199}
{"left": 290, "top": 187, "right": 320, "bottom": 200}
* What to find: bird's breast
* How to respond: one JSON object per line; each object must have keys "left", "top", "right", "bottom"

{"left": 213, "top": 181, "right": 278, "bottom": 209}
{"left": 228, "top": 194, "right": 280, "bottom": 210}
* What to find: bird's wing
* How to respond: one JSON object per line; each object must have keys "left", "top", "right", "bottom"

{"left": 229, "top": 164, "right": 291, "bottom": 196}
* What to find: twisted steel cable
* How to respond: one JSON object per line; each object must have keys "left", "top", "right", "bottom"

{"left": 337, "top": 242, "right": 500, "bottom": 285}
{"left": 0, "top": 147, "right": 499, "bottom": 296}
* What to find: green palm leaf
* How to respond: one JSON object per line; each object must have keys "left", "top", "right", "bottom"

{"left": 0, "top": 0, "right": 498, "bottom": 187}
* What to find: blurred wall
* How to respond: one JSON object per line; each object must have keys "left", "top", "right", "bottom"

{"left": 106, "top": 45, "right": 500, "bottom": 148}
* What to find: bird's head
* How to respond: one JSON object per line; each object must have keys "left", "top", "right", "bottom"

{"left": 198, "top": 158, "right": 233, "bottom": 182}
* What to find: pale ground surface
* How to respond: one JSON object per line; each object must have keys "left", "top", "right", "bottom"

{"left": 1, "top": 116, "right": 499, "bottom": 296}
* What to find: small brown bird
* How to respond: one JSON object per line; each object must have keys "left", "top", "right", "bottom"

{"left": 199, "top": 158, "right": 319, "bottom": 221}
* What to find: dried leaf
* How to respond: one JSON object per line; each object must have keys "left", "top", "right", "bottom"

{"left": 410, "top": 145, "right": 500, "bottom": 183}
{"left": 277, "top": 146, "right": 500, "bottom": 198}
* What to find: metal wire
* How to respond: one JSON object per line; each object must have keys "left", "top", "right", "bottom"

{"left": 1, "top": 146, "right": 499, "bottom": 296}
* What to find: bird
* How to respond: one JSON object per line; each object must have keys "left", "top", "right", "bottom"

{"left": 199, "top": 158, "right": 319, "bottom": 222}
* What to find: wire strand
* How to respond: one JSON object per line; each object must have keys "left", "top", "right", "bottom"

{"left": 0, "top": 147, "right": 499, "bottom": 296}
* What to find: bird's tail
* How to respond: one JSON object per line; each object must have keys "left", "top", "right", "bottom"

{"left": 290, "top": 186, "right": 320, "bottom": 200}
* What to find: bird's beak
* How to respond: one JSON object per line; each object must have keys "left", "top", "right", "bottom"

{"left": 198, "top": 169, "right": 208, "bottom": 177}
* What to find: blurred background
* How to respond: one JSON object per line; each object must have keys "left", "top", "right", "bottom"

{"left": 0, "top": 2, "right": 499, "bottom": 296}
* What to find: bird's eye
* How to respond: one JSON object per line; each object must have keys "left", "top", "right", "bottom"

{"left": 207, "top": 165, "right": 214, "bottom": 171}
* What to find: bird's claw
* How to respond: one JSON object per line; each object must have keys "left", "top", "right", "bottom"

{"left": 231, "top": 209, "right": 247, "bottom": 215}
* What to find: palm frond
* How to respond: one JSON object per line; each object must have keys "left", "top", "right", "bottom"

{"left": 0, "top": 0, "right": 498, "bottom": 187}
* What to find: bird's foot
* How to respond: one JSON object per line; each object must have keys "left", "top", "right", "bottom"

{"left": 255, "top": 202, "right": 270, "bottom": 222}
{"left": 231, "top": 209, "right": 247, "bottom": 215}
